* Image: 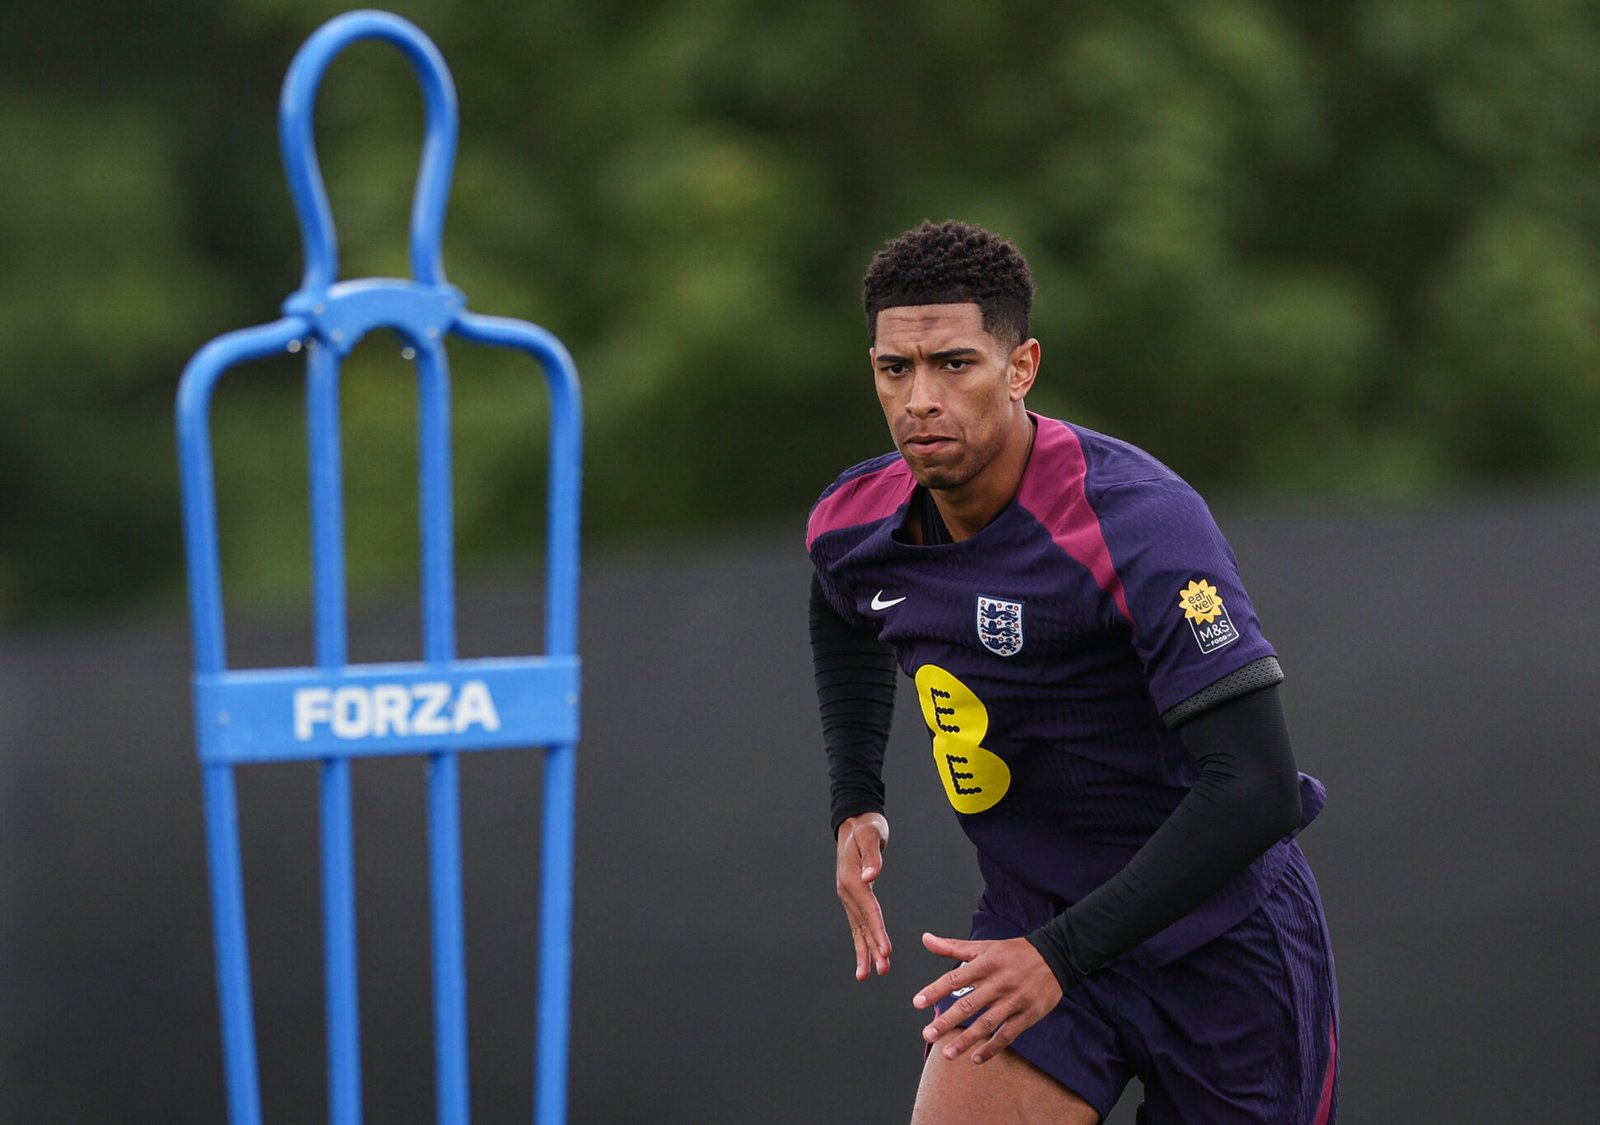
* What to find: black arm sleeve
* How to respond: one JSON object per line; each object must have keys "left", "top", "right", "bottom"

{"left": 809, "top": 575, "right": 900, "bottom": 835}
{"left": 1025, "top": 682, "right": 1302, "bottom": 992}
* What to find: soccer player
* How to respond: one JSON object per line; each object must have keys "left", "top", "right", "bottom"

{"left": 807, "top": 220, "right": 1338, "bottom": 1123}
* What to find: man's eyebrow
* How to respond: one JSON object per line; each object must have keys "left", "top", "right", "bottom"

{"left": 874, "top": 347, "right": 982, "bottom": 366}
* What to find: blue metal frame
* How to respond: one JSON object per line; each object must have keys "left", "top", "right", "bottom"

{"left": 175, "top": 11, "right": 582, "bottom": 1124}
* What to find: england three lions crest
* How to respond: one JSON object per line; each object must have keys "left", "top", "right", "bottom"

{"left": 976, "top": 595, "right": 1024, "bottom": 657}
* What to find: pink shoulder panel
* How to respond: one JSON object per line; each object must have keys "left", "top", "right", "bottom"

{"left": 806, "top": 458, "right": 914, "bottom": 550}
{"left": 1018, "top": 417, "right": 1133, "bottom": 624}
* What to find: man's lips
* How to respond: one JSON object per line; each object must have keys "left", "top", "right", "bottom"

{"left": 905, "top": 434, "right": 956, "bottom": 451}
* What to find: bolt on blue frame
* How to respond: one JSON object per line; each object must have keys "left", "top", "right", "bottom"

{"left": 175, "top": 11, "right": 581, "bottom": 1125}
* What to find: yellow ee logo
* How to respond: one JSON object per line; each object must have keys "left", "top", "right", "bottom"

{"left": 914, "top": 664, "right": 1010, "bottom": 815}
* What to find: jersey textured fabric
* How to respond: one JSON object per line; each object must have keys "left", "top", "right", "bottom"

{"left": 811, "top": 576, "right": 1303, "bottom": 985}
{"left": 805, "top": 413, "right": 1327, "bottom": 967}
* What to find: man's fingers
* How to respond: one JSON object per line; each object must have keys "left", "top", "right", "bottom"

{"left": 848, "top": 906, "right": 891, "bottom": 976}
{"left": 970, "top": 1017, "right": 1022, "bottom": 1064}
{"left": 836, "top": 815, "right": 894, "bottom": 978}
{"left": 848, "top": 908, "right": 872, "bottom": 980}
{"left": 910, "top": 933, "right": 983, "bottom": 1010}
{"left": 838, "top": 879, "right": 892, "bottom": 978}
{"left": 910, "top": 937, "right": 1061, "bottom": 1060}
{"left": 921, "top": 985, "right": 996, "bottom": 1055}
{"left": 946, "top": 998, "right": 1038, "bottom": 1063}
{"left": 941, "top": 995, "right": 1021, "bottom": 1059}
{"left": 852, "top": 891, "right": 892, "bottom": 968}
{"left": 912, "top": 963, "right": 964, "bottom": 1011}
{"left": 920, "top": 931, "right": 977, "bottom": 962}
{"left": 838, "top": 867, "right": 892, "bottom": 959}
{"left": 851, "top": 925, "right": 890, "bottom": 979}
{"left": 918, "top": 986, "right": 1029, "bottom": 1062}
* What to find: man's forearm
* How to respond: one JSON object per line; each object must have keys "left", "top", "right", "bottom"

{"left": 809, "top": 575, "right": 899, "bottom": 833}
{"left": 1027, "top": 684, "right": 1302, "bottom": 990}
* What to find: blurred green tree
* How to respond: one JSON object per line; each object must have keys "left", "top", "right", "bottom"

{"left": 3, "top": 0, "right": 1599, "bottom": 623}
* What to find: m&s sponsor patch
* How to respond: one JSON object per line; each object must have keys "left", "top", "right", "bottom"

{"left": 1177, "top": 579, "right": 1239, "bottom": 654}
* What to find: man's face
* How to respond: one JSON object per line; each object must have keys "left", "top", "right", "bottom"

{"left": 871, "top": 302, "right": 1037, "bottom": 492}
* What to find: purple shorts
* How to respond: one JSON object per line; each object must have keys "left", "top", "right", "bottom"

{"left": 935, "top": 844, "right": 1339, "bottom": 1123}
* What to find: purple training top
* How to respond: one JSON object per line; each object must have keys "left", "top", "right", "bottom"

{"left": 806, "top": 414, "right": 1324, "bottom": 965}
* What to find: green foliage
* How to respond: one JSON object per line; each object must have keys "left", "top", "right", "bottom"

{"left": 4, "top": 0, "right": 1600, "bottom": 623}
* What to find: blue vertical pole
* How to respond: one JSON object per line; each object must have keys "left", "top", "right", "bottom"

{"left": 180, "top": 318, "right": 306, "bottom": 1125}
{"left": 307, "top": 337, "right": 363, "bottom": 1125}
{"left": 535, "top": 742, "right": 575, "bottom": 1125}
{"left": 203, "top": 765, "right": 264, "bottom": 1125}
{"left": 454, "top": 313, "right": 582, "bottom": 1125}
{"left": 416, "top": 338, "right": 471, "bottom": 1124}
{"left": 429, "top": 747, "right": 469, "bottom": 1124}
{"left": 537, "top": 349, "right": 581, "bottom": 1125}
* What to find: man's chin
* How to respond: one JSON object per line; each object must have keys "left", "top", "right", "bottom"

{"left": 906, "top": 466, "right": 967, "bottom": 492}
{"left": 898, "top": 446, "right": 969, "bottom": 490}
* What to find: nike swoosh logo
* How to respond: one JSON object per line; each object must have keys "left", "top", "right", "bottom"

{"left": 871, "top": 591, "right": 907, "bottom": 610}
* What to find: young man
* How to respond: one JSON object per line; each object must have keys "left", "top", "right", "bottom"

{"left": 807, "top": 220, "right": 1338, "bottom": 1123}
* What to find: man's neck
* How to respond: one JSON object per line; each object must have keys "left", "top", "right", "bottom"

{"left": 928, "top": 412, "right": 1036, "bottom": 542}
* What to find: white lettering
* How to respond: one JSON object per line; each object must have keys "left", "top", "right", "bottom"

{"left": 331, "top": 687, "right": 371, "bottom": 739}
{"left": 452, "top": 680, "right": 501, "bottom": 734}
{"left": 294, "top": 687, "right": 332, "bottom": 741}
{"left": 412, "top": 682, "right": 452, "bottom": 736}
{"left": 371, "top": 683, "right": 411, "bottom": 736}
{"left": 291, "top": 680, "right": 503, "bottom": 741}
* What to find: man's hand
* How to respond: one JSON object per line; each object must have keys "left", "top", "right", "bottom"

{"left": 835, "top": 813, "right": 892, "bottom": 980}
{"left": 912, "top": 932, "right": 1063, "bottom": 1064}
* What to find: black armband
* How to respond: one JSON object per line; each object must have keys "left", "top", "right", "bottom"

{"left": 1160, "top": 656, "right": 1284, "bottom": 727}
{"left": 809, "top": 575, "right": 899, "bottom": 835}
{"left": 1029, "top": 682, "right": 1301, "bottom": 991}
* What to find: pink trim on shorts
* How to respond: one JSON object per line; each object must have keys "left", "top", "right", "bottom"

{"left": 1314, "top": 1017, "right": 1338, "bottom": 1124}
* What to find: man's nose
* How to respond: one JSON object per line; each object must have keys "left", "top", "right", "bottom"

{"left": 906, "top": 367, "right": 940, "bottom": 416}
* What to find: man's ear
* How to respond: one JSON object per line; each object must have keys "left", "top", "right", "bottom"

{"left": 1009, "top": 338, "right": 1041, "bottom": 401}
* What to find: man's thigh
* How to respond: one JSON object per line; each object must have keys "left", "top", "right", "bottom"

{"left": 911, "top": 1030, "right": 1101, "bottom": 1125}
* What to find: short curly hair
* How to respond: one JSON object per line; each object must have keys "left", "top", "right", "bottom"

{"left": 862, "top": 220, "right": 1034, "bottom": 347}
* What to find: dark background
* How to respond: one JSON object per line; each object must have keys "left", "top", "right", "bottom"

{"left": 4, "top": 490, "right": 1597, "bottom": 1122}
